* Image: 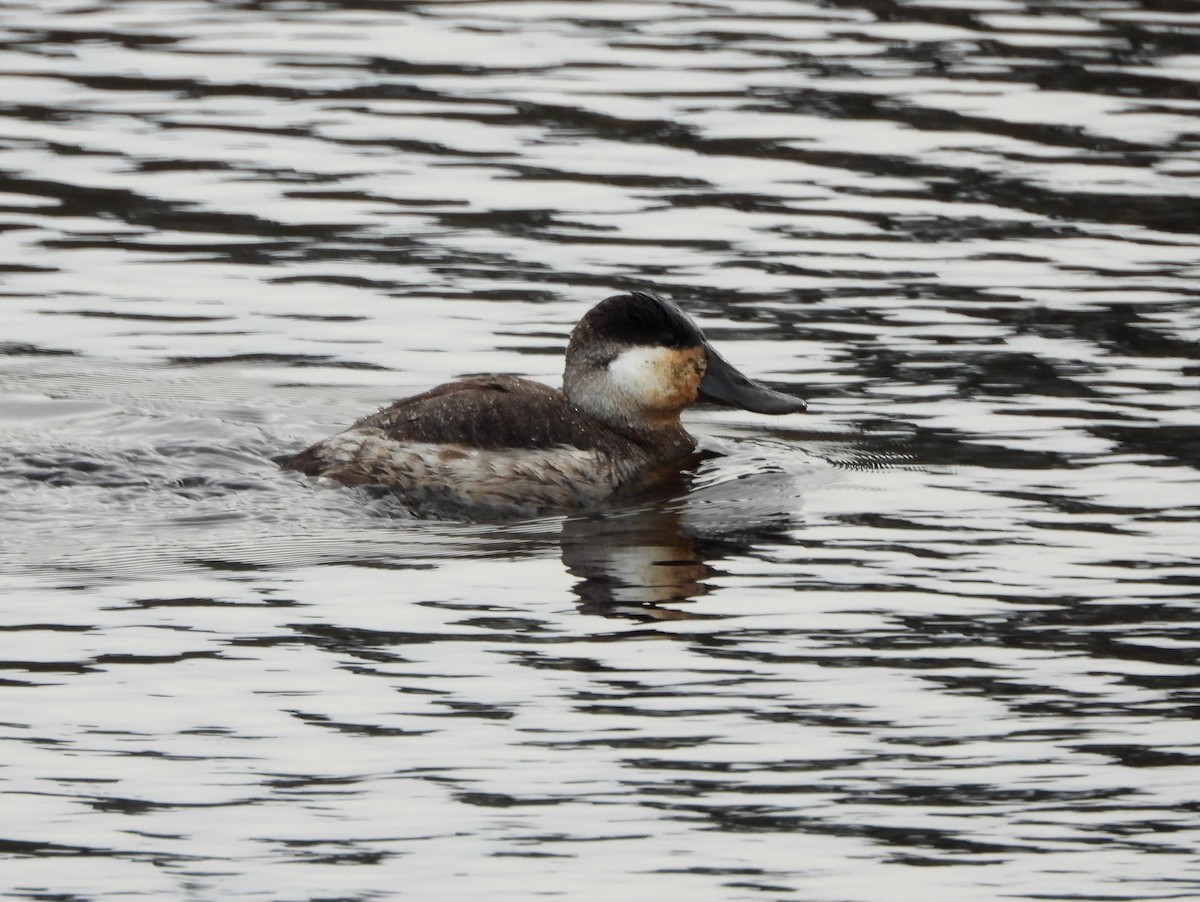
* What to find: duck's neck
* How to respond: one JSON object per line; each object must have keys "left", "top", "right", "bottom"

{"left": 564, "top": 356, "right": 699, "bottom": 456}
{"left": 571, "top": 395, "right": 693, "bottom": 459}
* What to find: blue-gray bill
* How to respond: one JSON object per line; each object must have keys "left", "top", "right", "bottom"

{"left": 698, "top": 347, "right": 807, "bottom": 414}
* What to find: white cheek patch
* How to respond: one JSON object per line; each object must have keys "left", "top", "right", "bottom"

{"left": 608, "top": 346, "right": 671, "bottom": 403}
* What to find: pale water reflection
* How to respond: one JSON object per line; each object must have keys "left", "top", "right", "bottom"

{"left": 2, "top": 1, "right": 1200, "bottom": 900}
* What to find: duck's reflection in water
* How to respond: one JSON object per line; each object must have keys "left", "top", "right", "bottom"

{"left": 560, "top": 508, "right": 712, "bottom": 620}
{"left": 558, "top": 467, "right": 800, "bottom": 622}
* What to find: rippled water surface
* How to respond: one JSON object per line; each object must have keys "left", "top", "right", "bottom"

{"left": 3, "top": 1, "right": 1200, "bottom": 899}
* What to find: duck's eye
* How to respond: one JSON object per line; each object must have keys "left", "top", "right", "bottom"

{"left": 656, "top": 331, "right": 682, "bottom": 347}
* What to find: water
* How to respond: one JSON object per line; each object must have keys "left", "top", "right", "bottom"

{"left": 2, "top": 1, "right": 1199, "bottom": 899}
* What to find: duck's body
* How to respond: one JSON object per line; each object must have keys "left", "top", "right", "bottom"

{"left": 286, "top": 292, "right": 805, "bottom": 519}
{"left": 286, "top": 373, "right": 695, "bottom": 518}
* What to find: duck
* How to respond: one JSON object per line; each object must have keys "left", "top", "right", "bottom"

{"left": 285, "top": 291, "right": 806, "bottom": 519}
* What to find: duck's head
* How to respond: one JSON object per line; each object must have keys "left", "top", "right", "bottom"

{"left": 563, "top": 291, "right": 806, "bottom": 433}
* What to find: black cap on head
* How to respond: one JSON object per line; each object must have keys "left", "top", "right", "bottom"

{"left": 577, "top": 292, "right": 705, "bottom": 350}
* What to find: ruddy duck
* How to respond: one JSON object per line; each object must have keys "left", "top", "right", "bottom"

{"left": 285, "top": 291, "right": 806, "bottom": 519}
